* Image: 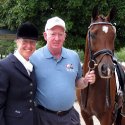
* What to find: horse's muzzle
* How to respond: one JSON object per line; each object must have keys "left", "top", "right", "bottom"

{"left": 98, "top": 63, "right": 115, "bottom": 78}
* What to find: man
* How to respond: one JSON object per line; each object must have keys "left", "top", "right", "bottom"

{"left": 30, "top": 16, "right": 95, "bottom": 125}
{"left": 0, "top": 22, "right": 38, "bottom": 125}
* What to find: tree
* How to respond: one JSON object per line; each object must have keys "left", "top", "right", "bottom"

{"left": 0, "top": 0, "right": 125, "bottom": 53}
{"left": 0, "top": 40, "right": 15, "bottom": 58}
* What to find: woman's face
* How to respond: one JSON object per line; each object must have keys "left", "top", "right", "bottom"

{"left": 16, "top": 38, "right": 36, "bottom": 60}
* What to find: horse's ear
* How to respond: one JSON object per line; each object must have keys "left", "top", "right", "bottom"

{"left": 91, "top": 5, "right": 99, "bottom": 22}
{"left": 107, "top": 6, "right": 117, "bottom": 22}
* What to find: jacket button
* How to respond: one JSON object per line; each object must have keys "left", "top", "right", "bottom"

{"left": 29, "top": 108, "right": 33, "bottom": 111}
{"left": 29, "top": 100, "right": 32, "bottom": 103}
{"left": 30, "top": 91, "right": 33, "bottom": 95}
{"left": 30, "top": 83, "right": 33, "bottom": 86}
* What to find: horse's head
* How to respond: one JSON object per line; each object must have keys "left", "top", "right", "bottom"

{"left": 85, "top": 6, "right": 117, "bottom": 78}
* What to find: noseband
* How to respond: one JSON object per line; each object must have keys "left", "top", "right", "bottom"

{"left": 88, "top": 22, "right": 115, "bottom": 70}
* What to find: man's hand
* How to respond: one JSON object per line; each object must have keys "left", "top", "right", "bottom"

{"left": 84, "top": 70, "right": 95, "bottom": 84}
{"left": 76, "top": 70, "right": 96, "bottom": 89}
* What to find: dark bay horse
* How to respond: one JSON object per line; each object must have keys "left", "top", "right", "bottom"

{"left": 77, "top": 6, "right": 125, "bottom": 125}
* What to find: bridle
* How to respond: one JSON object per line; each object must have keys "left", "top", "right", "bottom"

{"left": 87, "top": 22, "right": 115, "bottom": 71}
{"left": 85, "top": 22, "right": 116, "bottom": 109}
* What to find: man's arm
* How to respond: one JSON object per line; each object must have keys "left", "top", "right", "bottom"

{"left": 76, "top": 70, "right": 95, "bottom": 89}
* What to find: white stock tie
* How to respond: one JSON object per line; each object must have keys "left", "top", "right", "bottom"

{"left": 24, "top": 61, "right": 33, "bottom": 75}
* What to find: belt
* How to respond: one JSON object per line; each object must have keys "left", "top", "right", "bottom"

{"left": 37, "top": 105, "right": 72, "bottom": 116}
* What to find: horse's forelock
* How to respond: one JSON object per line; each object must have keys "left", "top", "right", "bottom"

{"left": 91, "top": 15, "right": 107, "bottom": 23}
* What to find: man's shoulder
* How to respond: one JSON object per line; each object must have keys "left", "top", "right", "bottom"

{"left": 36, "top": 47, "right": 44, "bottom": 53}
{"left": 63, "top": 48, "right": 78, "bottom": 56}
{"left": 32, "top": 47, "right": 44, "bottom": 56}
{"left": 30, "top": 47, "right": 44, "bottom": 62}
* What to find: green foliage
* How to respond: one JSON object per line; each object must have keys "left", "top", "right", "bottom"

{"left": 36, "top": 40, "right": 46, "bottom": 49}
{"left": 108, "top": 1, "right": 125, "bottom": 49}
{"left": 115, "top": 47, "right": 125, "bottom": 62}
{"left": 0, "top": 0, "right": 125, "bottom": 53}
{"left": 0, "top": 40, "right": 15, "bottom": 55}
{"left": 0, "top": 0, "right": 41, "bottom": 29}
{"left": 77, "top": 50, "right": 84, "bottom": 63}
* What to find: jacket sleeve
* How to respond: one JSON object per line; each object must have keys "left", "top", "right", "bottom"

{"left": 0, "top": 63, "right": 9, "bottom": 125}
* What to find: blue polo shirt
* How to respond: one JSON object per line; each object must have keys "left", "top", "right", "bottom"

{"left": 30, "top": 45, "right": 82, "bottom": 111}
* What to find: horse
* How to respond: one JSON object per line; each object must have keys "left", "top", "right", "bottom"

{"left": 77, "top": 6, "right": 125, "bottom": 125}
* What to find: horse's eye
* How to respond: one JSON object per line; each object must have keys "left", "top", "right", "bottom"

{"left": 90, "top": 32, "right": 96, "bottom": 39}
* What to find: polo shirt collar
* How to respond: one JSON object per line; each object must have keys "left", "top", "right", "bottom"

{"left": 43, "top": 45, "right": 68, "bottom": 59}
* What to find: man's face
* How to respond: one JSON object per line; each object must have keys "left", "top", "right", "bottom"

{"left": 43, "top": 26, "right": 66, "bottom": 52}
{"left": 16, "top": 38, "right": 36, "bottom": 60}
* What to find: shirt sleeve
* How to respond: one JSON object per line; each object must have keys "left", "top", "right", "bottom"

{"left": 76, "top": 53, "right": 83, "bottom": 81}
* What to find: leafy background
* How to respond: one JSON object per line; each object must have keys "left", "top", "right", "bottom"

{"left": 0, "top": 0, "right": 125, "bottom": 61}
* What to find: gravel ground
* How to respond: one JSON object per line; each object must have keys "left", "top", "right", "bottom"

{"left": 74, "top": 102, "right": 100, "bottom": 125}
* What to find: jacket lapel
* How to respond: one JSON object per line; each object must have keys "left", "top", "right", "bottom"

{"left": 9, "top": 54, "right": 29, "bottom": 78}
{"left": 15, "top": 61, "right": 29, "bottom": 77}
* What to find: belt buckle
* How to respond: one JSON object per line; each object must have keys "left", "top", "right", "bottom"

{"left": 57, "top": 111, "right": 62, "bottom": 115}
